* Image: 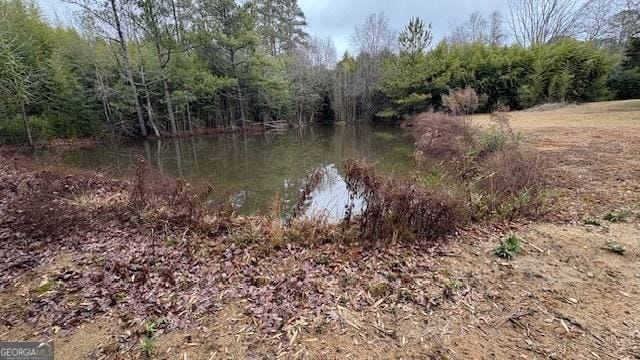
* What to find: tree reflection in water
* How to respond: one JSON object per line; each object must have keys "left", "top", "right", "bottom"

{"left": 32, "top": 125, "right": 416, "bottom": 218}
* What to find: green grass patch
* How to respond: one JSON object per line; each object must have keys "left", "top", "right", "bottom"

{"left": 140, "top": 337, "right": 156, "bottom": 358}
{"left": 602, "top": 210, "right": 629, "bottom": 222}
{"left": 140, "top": 319, "right": 160, "bottom": 358}
{"left": 494, "top": 234, "right": 523, "bottom": 259}
{"left": 418, "top": 167, "right": 448, "bottom": 188}
{"left": 583, "top": 218, "right": 601, "bottom": 226}
{"left": 314, "top": 254, "right": 331, "bottom": 266}
{"left": 444, "top": 278, "right": 464, "bottom": 291}
{"left": 34, "top": 278, "right": 62, "bottom": 295}
{"left": 604, "top": 242, "right": 626, "bottom": 255}
{"left": 369, "top": 281, "right": 391, "bottom": 299}
{"left": 230, "top": 228, "right": 262, "bottom": 246}
{"left": 469, "top": 126, "right": 508, "bottom": 160}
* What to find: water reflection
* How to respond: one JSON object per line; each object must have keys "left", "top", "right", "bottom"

{"left": 33, "top": 126, "right": 416, "bottom": 217}
{"left": 303, "top": 164, "right": 364, "bottom": 219}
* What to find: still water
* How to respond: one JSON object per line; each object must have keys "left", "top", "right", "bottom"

{"left": 33, "top": 126, "right": 417, "bottom": 218}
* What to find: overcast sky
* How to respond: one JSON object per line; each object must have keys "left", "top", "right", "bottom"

{"left": 298, "top": 0, "right": 510, "bottom": 54}
{"left": 37, "top": 0, "right": 511, "bottom": 54}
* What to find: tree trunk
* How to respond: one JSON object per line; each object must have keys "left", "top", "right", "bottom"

{"left": 110, "top": 0, "right": 147, "bottom": 138}
{"left": 187, "top": 102, "right": 193, "bottom": 132}
{"left": 238, "top": 95, "right": 246, "bottom": 129}
{"left": 138, "top": 46, "right": 160, "bottom": 137}
{"left": 96, "top": 69, "right": 115, "bottom": 138}
{"left": 159, "top": 64, "right": 178, "bottom": 136}
{"left": 229, "top": 100, "right": 236, "bottom": 129}
{"left": 169, "top": 0, "right": 181, "bottom": 41}
{"left": 21, "top": 103, "right": 33, "bottom": 147}
{"left": 101, "top": 94, "right": 114, "bottom": 138}
{"left": 146, "top": 95, "right": 160, "bottom": 137}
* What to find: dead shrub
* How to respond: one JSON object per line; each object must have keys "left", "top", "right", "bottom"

{"left": 130, "top": 157, "right": 148, "bottom": 208}
{"left": 2, "top": 161, "right": 124, "bottom": 242}
{"left": 287, "top": 167, "right": 325, "bottom": 225}
{"left": 413, "top": 111, "right": 547, "bottom": 220}
{"left": 473, "top": 148, "right": 546, "bottom": 219}
{"left": 285, "top": 216, "right": 339, "bottom": 245}
{"left": 343, "top": 159, "right": 467, "bottom": 244}
{"left": 467, "top": 113, "right": 545, "bottom": 218}
{"left": 136, "top": 179, "right": 218, "bottom": 233}
{"left": 124, "top": 156, "right": 227, "bottom": 233}
{"left": 441, "top": 87, "right": 480, "bottom": 115}
{"left": 413, "top": 112, "right": 477, "bottom": 172}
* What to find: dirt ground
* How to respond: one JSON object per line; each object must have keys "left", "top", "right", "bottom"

{"left": 1, "top": 100, "right": 639, "bottom": 359}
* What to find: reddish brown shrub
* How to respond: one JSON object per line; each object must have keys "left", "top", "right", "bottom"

{"left": 473, "top": 147, "right": 547, "bottom": 219}
{"left": 413, "top": 112, "right": 477, "bottom": 172}
{"left": 412, "top": 111, "right": 547, "bottom": 220}
{"left": 127, "top": 159, "right": 220, "bottom": 232}
{"left": 1, "top": 160, "right": 125, "bottom": 242}
{"left": 287, "top": 167, "right": 326, "bottom": 225}
{"left": 344, "top": 159, "right": 467, "bottom": 243}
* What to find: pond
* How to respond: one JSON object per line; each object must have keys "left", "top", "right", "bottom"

{"left": 31, "top": 125, "right": 417, "bottom": 219}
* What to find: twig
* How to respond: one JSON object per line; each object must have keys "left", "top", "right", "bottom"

{"left": 521, "top": 239, "right": 544, "bottom": 253}
{"left": 493, "top": 307, "right": 534, "bottom": 328}
{"left": 372, "top": 324, "right": 396, "bottom": 338}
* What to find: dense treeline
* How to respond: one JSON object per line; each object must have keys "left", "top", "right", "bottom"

{"left": 1, "top": 0, "right": 327, "bottom": 144}
{"left": 377, "top": 39, "right": 612, "bottom": 117}
{"left": 0, "top": 0, "right": 639, "bottom": 144}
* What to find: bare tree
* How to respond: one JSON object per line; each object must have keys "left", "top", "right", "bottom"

{"left": 608, "top": 0, "right": 640, "bottom": 43}
{"left": 351, "top": 13, "right": 397, "bottom": 57}
{"left": 468, "top": 11, "right": 488, "bottom": 43}
{"left": 488, "top": 11, "right": 506, "bottom": 45}
{"left": 350, "top": 13, "right": 396, "bottom": 119}
{"left": 507, "top": 0, "right": 583, "bottom": 46}
{"left": 449, "top": 11, "right": 505, "bottom": 45}
{"left": 288, "top": 37, "right": 336, "bottom": 124}
{"left": 308, "top": 36, "right": 337, "bottom": 69}
{"left": 576, "top": 0, "right": 618, "bottom": 40}
{"left": 332, "top": 52, "right": 357, "bottom": 122}
{"left": 574, "top": 0, "right": 639, "bottom": 45}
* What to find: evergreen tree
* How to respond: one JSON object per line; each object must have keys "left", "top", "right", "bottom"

{"left": 622, "top": 37, "right": 640, "bottom": 69}
{"left": 398, "top": 17, "right": 432, "bottom": 56}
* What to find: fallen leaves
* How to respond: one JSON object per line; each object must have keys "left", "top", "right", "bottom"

{"left": 0, "top": 156, "right": 451, "bottom": 348}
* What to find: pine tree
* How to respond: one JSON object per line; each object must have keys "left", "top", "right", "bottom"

{"left": 398, "top": 17, "right": 432, "bottom": 57}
